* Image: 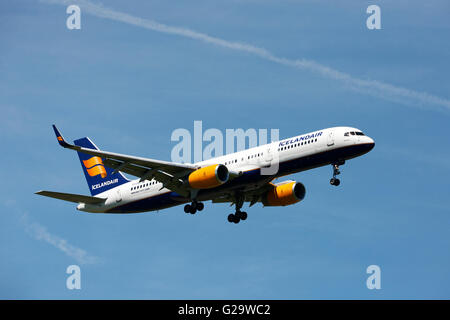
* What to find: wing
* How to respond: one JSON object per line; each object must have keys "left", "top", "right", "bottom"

{"left": 52, "top": 125, "right": 196, "bottom": 197}
{"left": 35, "top": 190, "right": 106, "bottom": 204}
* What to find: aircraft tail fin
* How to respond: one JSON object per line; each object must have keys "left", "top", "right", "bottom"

{"left": 73, "top": 137, "right": 129, "bottom": 196}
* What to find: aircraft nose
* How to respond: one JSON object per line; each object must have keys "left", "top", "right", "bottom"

{"left": 367, "top": 137, "right": 375, "bottom": 151}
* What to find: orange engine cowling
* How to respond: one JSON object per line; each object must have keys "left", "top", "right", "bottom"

{"left": 188, "top": 164, "right": 229, "bottom": 189}
{"left": 262, "top": 181, "right": 306, "bottom": 206}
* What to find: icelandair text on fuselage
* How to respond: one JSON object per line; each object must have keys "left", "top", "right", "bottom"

{"left": 92, "top": 178, "right": 118, "bottom": 190}
{"left": 278, "top": 131, "right": 323, "bottom": 147}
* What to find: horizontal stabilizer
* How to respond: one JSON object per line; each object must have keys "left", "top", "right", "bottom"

{"left": 35, "top": 190, "right": 106, "bottom": 204}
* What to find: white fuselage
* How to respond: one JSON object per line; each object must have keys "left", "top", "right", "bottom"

{"left": 77, "top": 126, "right": 374, "bottom": 213}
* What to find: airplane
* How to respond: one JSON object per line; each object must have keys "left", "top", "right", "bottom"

{"left": 36, "top": 125, "right": 375, "bottom": 224}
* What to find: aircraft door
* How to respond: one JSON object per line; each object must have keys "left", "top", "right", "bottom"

{"left": 261, "top": 145, "right": 279, "bottom": 175}
{"left": 327, "top": 130, "right": 335, "bottom": 146}
{"left": 116, "top": 188, "right": 122, "bottom": 203}
{"left": 262, "top": 146, "right": 273, "bottom": 165}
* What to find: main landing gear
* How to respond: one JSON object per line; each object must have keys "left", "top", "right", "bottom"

{"left": 228, "top": 211, "right": 247, "bottom": 224}
{"left": 184, "top": 201, "right": 204, "bottom": 214}
{"left": 330, "top": 160, "right": 344, "bottom": 186}
{"left": 227, "top": 193, "right": 247, "bottom": 224}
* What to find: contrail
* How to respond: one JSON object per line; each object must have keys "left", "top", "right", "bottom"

{"left": 43, "top": 0, "right": 450, "bottom": 112}
{"left": 21, "top": 212, "right": 101, "bottom": 265}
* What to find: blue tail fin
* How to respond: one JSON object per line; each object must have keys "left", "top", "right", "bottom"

{"left": 74, "top": 137, "right": 129, "bottom": 196}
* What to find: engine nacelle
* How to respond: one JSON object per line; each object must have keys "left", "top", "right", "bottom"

{"left": 262, "top": 181, "right": 306, "bottom": 206}
{"left": 188, "top": 164, "right": 229, "bottom": 189}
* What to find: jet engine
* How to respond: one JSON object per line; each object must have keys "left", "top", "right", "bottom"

{"left": 262, "top": 181, "right": 306, "bottom": 206}
{"left": 188, "top": 164, "right": 229, "bottom": 189}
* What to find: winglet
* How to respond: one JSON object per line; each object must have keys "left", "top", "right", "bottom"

{"left": 52, "top": 124, "right": 72, "bottom": 148}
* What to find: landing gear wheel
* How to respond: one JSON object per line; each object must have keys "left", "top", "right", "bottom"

{"left": 330, "top": 162, "right": 343, "bottom": 186}
{"left": 185, "top": 201, "right": 204, "bottom": 214}
{"left": 228, "top": 214, "right": 239, "bottom": 224}
{"left": 238, "top": 211, "right": 247, "bottom": 221}
{"left": 330, "top": 178, "right": 340, "bottom": 186}
{"left": 189, "top": 206, "right": 197, "bottom": 214}
{"left": 227, "top": 192, "right": 247, "bottom": 224}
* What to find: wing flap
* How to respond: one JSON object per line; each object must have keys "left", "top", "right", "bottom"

{"left": 103, "top": 159, "right": 190, "bottom": 197}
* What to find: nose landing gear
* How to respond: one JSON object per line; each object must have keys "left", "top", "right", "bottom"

{"left": 330, "top": 161, "right": 344, "bottom": 186}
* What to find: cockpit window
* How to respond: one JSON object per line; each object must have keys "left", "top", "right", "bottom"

{"left": 345, "top": 131, "right": 365, "bottom": 136}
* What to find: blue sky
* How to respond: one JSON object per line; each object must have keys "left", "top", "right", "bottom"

{"left": 1, "top": 0, "right": 449, "bottom": 299}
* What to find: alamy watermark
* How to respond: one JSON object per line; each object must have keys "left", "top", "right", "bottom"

{"left": 66, "top": 5, "right": 81, "bottom": 30}
{"left": 366, "top": 264, "right": 381, "bottom": 290}
{"left": 171, "top": 121, "right": 280, "bottom": 175}
{"left": 66, "top": 264, "right": 81, "bottom": 290}
{"left": 366, "top": 5, "right": 381, "bottom": 30}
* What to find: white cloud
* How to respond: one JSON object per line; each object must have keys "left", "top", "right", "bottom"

{"left": 20, "top": 212, "right": 101, "bottom": 265}
{"left": 41, "top": 0, "right": 450, "bottom": 112}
